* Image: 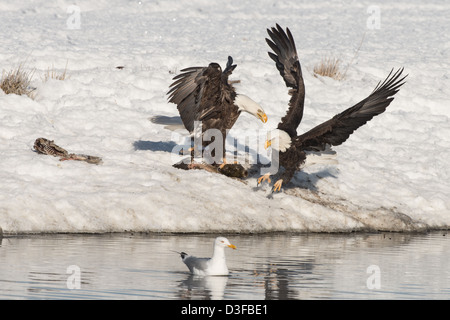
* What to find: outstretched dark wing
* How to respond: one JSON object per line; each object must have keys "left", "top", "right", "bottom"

{"left": 167, "top": 57, "right": 236, "bottom": 133}
{"left": 266, "top": 24, "right": 305, "bottom": 137}
{"left": 167, "top": 66, "right": 208, "bottom": 133}
{"left": 297, "top": 68, "right": 407, "bottom": 150}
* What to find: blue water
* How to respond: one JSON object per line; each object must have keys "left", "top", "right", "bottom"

{"left": 0, "top": 232, "right": 449, "bottom": 299}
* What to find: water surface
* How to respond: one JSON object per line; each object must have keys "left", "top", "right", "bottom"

{"left": 0, "top": 232, "right": 449, "bottom": 299}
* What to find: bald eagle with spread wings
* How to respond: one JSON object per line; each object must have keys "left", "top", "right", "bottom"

{"left": 259, "top": 24, "right": 407, "bottom": 192}
{"left": 165, "top": 56, "right": 267, "bottom": 166}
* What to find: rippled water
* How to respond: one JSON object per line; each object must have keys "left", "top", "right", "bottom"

{"left": 0, "top": 232, "right": 449, "bottom": 299}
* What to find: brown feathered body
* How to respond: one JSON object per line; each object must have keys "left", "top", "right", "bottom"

{"left": 167, "top": 58, "right": 240, "bottom": 161}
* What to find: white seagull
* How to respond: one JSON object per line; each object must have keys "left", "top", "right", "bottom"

{"left": 175, "top": 237, "right": 237, "bottom": 276}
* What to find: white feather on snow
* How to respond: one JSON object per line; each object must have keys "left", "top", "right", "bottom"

{"left": 0, "top": 0, "right": 449, "bottom": 234}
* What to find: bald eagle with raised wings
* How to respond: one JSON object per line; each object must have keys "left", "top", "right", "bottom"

{"left": 259, "top": 24, "right": 407, "bottom": 192}
{"left": 166, "top": 56, "right": 267, "bottom": 166}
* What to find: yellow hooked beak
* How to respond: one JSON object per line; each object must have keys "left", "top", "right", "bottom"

{"left": 264, "top": 140, "right": 272, "bottom": 150}
{"left": 257, "top": 111, "right": 268, "bottom": 123}
{"left": 228, "top": 244, "right": 237, "bottom": 250}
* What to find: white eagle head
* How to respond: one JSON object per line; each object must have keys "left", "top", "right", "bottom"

{"left": 265, "top": 129, "right": 292, "bottom": 153}
{"left": 234, "top": 94, "right": 267, "bottom": 123}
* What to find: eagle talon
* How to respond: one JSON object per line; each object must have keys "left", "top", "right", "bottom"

{"left": 219, "top": 158, "right": 239, "bottom": 169}
{"left": 219, "top": 158, "right": 227, "bottom": 170}
{"left": 257, "top": 173, "right": 272, "bottom": 186}
{"left": 272, "top": 179, "right": 283, "bottom": 192}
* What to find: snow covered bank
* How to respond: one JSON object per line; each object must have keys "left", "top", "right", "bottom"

{"left": 0, "top": 0, "right": 449, "bottom": 234}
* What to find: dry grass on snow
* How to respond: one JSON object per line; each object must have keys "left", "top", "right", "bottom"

{"left": 0, "top": 65, "right": 35, "bottom": 99}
